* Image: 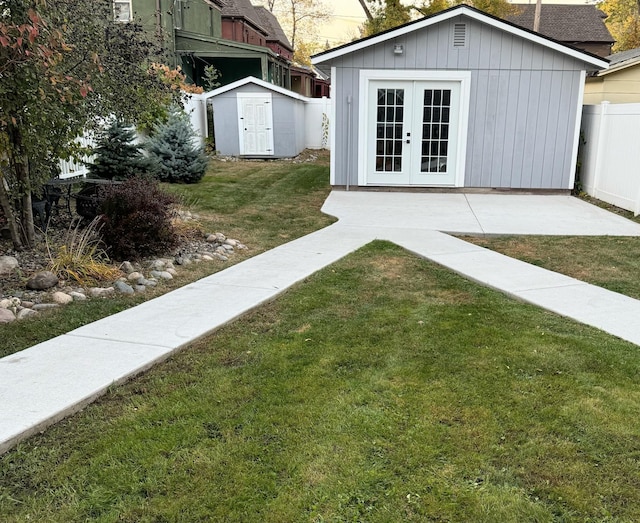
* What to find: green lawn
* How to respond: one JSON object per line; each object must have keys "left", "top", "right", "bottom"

{"left": 3, "top": 157, "right": 640, "bottom": 520}
{"left": 1, "top": 242, "right": 640, "bottom": 521}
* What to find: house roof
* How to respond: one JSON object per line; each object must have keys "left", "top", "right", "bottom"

{"left": 219, "top": 0, "right": 267, "bottom": 33}
{"left": 596, "top": 47, "right": 640, "bottom": 76}
{"left": 202, "top": 75, "right": 310, "bottom": 101}
{"left": 203, "top": 0, "right": 225, "bottom": 9}
{"left": 506, "top": 5, "right": 614, "bottom": 44}
{"left": 254, "top": 6, "right": 293, "bottom": 50}
{"left": 311, "top": 4, "right": 609, "bottom": 70}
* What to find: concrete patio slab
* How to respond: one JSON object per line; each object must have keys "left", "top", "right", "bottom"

{"left": 322, "top": 191, "right": 640, "bottom": 236}
{"left": 2, "top": 190, "right": 640, "bottom": 455}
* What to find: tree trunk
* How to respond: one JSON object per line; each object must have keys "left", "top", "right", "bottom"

{"left": 357, "top": 0, "right": 373, "bottom": 20}
{"left": 0, "top": 173, "right": 24, "bottom": 251}
{"left": 7, "top": 121, "right": 35, "bottom": 248}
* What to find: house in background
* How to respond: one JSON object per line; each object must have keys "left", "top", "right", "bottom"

{"left": 584, "top": 48, "right": 640, "bottom": 104}
{"left": 290, "top": 65, "right": 331, "bottom": 98}
{"left": 506, "top": 4, "right": 615, "bottom": 58}
{"left": 311, "top": 5, "right": 607, "bottom": 191}
{"left": 122, "top": 0, "right": 293, "bottom": 89}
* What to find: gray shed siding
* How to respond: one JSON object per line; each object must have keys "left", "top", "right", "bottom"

{"left": 325, "top": 15, "right": 593, "bottom": 189}
{"left": 210, "top": 83, "right": 306, "bottom": 158}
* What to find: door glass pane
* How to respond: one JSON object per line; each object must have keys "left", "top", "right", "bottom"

{"left": 375, "top": 89, "right": 405, "bottom": 172}
{"left": 420, "top": 89, "right": 451, "bottom": 174}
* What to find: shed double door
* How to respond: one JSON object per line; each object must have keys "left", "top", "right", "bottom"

{"left": 237, "top": 93, "right": 274, "bottom": 156}
{"left": 367, "top": 80, "right": 461, "bottom": 186}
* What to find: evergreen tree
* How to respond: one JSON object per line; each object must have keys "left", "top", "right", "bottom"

{"left": 88, "top": 120, "right": 149, "bottom": 181}
{"left": 146, "top": 107, "right": 208, "bottom": 184}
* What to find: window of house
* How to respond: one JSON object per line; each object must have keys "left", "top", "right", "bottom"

{"left": 114, "top": 0, "right": 132, "bottom": 22}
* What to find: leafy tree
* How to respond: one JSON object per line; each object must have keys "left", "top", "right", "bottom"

{"left": 361, "top": 0, "right": 514, "bottom": 36}
{"left": 0, "top": 0, "right": 177, "bottom": 250}
{"left": 362, "top": 0, "right": 411, "bottom": 36}
{"left": 599, "top": 0, "right": 640, "bottom": 51}
{"left": 88, "top": 120, "right": 149, "bottom": 181}
{"left": 146, "top": 106, "right": 209, "bottom": 184}
{"left": 271, "top": 0, "right": 330, "bottom": 50}
{"left": 293, "top": 39, "right": 325, "bottom": 66}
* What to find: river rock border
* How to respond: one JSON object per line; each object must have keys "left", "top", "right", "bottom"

{"left": 0, "top": 233, "right": 246, "bottom": 324}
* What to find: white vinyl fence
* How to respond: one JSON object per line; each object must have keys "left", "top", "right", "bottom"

{"left": 58, "top": 134, "right": 95, "bottom": 179}
{"left": 580, "top": 102, "right": 640, "bottom": 215}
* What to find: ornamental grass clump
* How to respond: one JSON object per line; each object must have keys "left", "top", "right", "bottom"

{"left": 47, "top": 217, "right": 121, "bottom": 285}
{"left": 146, "top": 105, "right": 208, "bottom": 184}
{"left": 98, "top": 176, "right": 179, "bottom": 260}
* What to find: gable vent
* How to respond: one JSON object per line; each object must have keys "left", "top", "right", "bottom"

{"left": 453, "top": 23, "right": 467, "bottom": 48}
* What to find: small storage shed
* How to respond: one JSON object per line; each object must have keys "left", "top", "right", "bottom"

{"left": 311, "top": 5, "right": 608, "bottom": 191}
{"left": 207, "top": 76, "right": 307, "bottom": 158}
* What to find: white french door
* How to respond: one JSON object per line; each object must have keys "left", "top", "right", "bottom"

{"left": 237, "top": 93, "right": 274, "bottom": 156}
{"left": 365, "top": 79, "right": 463, "bottom": 186}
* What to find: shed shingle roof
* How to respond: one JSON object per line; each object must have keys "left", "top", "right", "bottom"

{"left": 506, "top": 4, "right": 614, "bottom": 44}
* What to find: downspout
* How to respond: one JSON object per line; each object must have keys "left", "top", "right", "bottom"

{"left": 346, "top": 95, "right": 352, "bottom": 191}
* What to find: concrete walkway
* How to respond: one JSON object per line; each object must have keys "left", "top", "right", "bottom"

{"left": 2, "top": 192, "right": 640, "bottom": 454}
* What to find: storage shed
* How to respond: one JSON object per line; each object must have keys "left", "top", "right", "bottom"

{"left": 207, "top": 76, "right": 307, "bottom": 158}
{"left": 311, "top": 5, "right": 608, "bottom": 190}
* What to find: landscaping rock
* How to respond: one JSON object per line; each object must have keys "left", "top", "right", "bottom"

{"left": 134, "top": 285, "right": 147, "bottom": 293}
{"left": 224, "top": 239, "right": 238, "bottom": 247}
{"left": 127, "top": 271, "right": 143, "bottom": 282}
{"left": 52, "top": 291, "right": 73, "bottom": 305}
{"left": 17, "top": 308, "right": 38, "bottom": 320}
{"left": 149, "top": 259, "right": 166, "bottom": 270}
{"left": 150, "top": 270, "right": 173, "bottom": 280}
{"left": 0, "top": 298, "right": 13, "bottom": 309}
{"left": 212, "top": 253, "right": 228, "bottom": 262}
{"left": 0, "top": 256, "right": 19, "bottom": 276}
{"left": 32, "top": 303, "right": 60, "bottom": 311}
{"left": 26, "top": 271, "right": 58, "bottom": 290}
{"left": 88, "top": 287, "right": 114, "bottom": 298}
{"left": 68, "top": 291, "right": 87, "bottom": 301}
{"left": 114, "top": 281, "right": 134, "bottom": 295}
{"left": 166, "top": 268, "right": 178, "bottom": 276}
{"left": 0, "top": 308, "right": 16, "bottom": 323}
{"left": 120, "top": 261, "right": 135, "bottom": 274}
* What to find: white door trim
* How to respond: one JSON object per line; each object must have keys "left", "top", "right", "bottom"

{"left": 358, "top": 69, "right": 471, "bottom": 187}
{"left": 237, "top": 92, "right": 275, "bottom": 156}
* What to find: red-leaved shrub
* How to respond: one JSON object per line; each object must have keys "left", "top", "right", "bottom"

{"left": 99, "top": 176, "right": 178, "bottom": 260}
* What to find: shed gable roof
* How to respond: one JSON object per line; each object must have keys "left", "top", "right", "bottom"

{"left": 203, "top": 76, "right": 309, "bottom": 101}
{"left": 506, "top": 5, "right": 614, "bottom": 44}
{"left": 311, "top": 4, "right": 608, "bottom": 70}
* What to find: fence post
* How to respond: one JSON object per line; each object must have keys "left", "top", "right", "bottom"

{"left": 591, "top": 101, "right": 609, "bottom": 200}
